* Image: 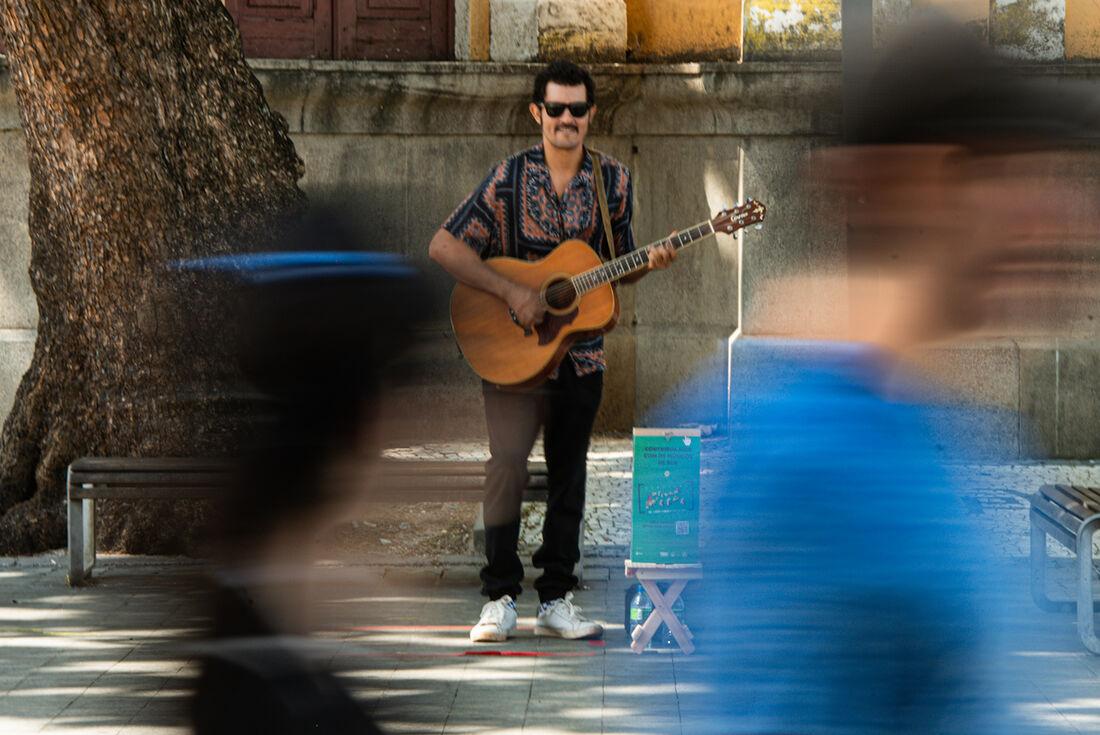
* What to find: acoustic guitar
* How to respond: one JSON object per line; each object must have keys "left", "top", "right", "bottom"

{"left": 450, "top": 199, "right": 767, "bottom": 388}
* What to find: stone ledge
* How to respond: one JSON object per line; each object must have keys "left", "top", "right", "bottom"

{"left": 252, "top": 61, "right": 845, "bottom": 137}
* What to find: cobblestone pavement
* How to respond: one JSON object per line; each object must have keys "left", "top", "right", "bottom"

{"left": 383, "top": 437, "right": 637, "bottom": 558}
{"left": 385, "top": 437, "right": 1100, "bottom": 561}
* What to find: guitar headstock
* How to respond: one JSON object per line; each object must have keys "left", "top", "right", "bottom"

{"left": 712, "top": 199, "right": 767, "bottom": 235}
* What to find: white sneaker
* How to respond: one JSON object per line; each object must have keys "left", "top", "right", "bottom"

{"left": 534, "top": 592, "right": 604, "bottom": 640}
{"left": 469, "top": 595, "right": 518, "bottom": 643}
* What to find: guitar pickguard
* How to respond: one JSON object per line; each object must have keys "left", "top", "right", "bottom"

{"left": 534, "top": 309, "right": 578, "bottom": 346}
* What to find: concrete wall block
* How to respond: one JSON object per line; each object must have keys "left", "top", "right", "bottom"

{"left": 263, "top": 66, "right": 532, "bottom": 136}
{"left": 0, "top": 67, "right": 23, "bottom": 132}
{"left": 598, "top": 327, "right": 637, "bottom": 432}
{"left": 908, "top": 340, "right": 1023, "bottom": 459}
{"left": 1056, "top": 344, "right": 1100, "bottom": 458}
{"left": 1018, "top": 338, "right": 1060, "bottom": 457}
{"left": 873, "top": 0, "right": 911, "bottom": 48}
{"left": 607, "top": 67, "right": 842, "bottom": 138}
{"left": 630, "top": 136, "right": 741, "bottom": 331}
{"left": 249, "top": 66, "right": 311, "bottom": 134}
{"left": 992, "top": 0, "right": 1066, "bottom": 60}
{"left": 537, "top": 0, "right": 628, "bottom": 62}
{"left": 610, "top": 73, "right": 728, "bottom": 136}
{"left": 292, "top": 133, "right": 410, "bottom": 255}
{"left": 491, "top": 0, "right": 540, "bottom": 61}
{"left": 0, "top": 131, "right": 33, "bottom": 330}
{"left": 634, "top": 326, "right": 729, "bottom": 423}
{"left": 0, "top": 331, "right": 34, "bottom": 422}
{"left": 912, "top": 0, "right": 988, "bottom": 36}
{"left": 375, "top": 331, "right": 488, "bottom": 441}
{"left": 409, "top": 135, "right": 534, "bottom": 300}
{"left": 455, "top": 0, "right": 472, "bottom": 60}
{"left": 740, "top": 136, "right": 845, "bottom": 337}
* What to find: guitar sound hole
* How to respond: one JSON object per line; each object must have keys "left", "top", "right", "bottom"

{"left": 543, "top": 278, "right": 577, "bottom": 312}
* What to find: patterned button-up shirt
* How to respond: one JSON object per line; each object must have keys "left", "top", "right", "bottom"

{"left": 443, "top": 144, "right": 636, "bottom": 376}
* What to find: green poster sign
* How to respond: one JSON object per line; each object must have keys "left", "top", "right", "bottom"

{"left": 631, "top": 428, "right": 701, "bottom": 563}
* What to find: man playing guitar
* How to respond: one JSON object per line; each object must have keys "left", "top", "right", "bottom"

{"left": 429, "top": 60, "right": 675, "bottom": 643}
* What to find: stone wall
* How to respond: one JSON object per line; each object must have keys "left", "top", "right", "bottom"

{"left": 0, "top": 60, "right": 1098, "bottom": 456}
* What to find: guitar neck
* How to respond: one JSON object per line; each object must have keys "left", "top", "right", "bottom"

{"left": 572, "top": 218, "right": 716, "bottom": 295}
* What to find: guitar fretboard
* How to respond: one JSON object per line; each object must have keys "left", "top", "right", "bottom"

{"left": 572, "top": 219, "right": 716, "bottom": 295}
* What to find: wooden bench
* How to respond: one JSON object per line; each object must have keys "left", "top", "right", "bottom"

{"left": 1029, "top": 483, "right": 1100, "bottom": 653}
{"left": 66, "top": 456, "right": 551, "bottom": 586}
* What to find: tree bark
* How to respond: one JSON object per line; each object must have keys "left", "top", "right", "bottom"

{"left": 0, "top": 0, "right": 306, "bottom": 553}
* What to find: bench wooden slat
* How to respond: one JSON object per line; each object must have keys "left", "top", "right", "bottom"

{"left": 69, "top": 457, "right": 236, "bottom": 472}
{"left": 66, "top": 454, "right": 555, "bottom": 586}
{"left": 1031, "top": 489, "right": 1093, "bottom": 528}
{"left": 1070, "top": 484, "right": 1100, "bottom": 509}
{"left": 1031, "top": 495, "right": 1085, "bottom": 530}
{"left": 68, "top": 470, "right": 234, "bottom": 486}
{"left": 1029, "top": 483, "right": 1100, "bottom": 654}
{"left": 69, "top": 486, "right": 229, "bottom": 501}
{"left": 1031, "top": 507, "right": 1079, "bottom": 550}
{"left": 1040, "top": 484, "right": 1100, "bottom": 519}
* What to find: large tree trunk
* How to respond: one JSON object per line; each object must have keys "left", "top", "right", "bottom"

{"left": 0, "top": 0, "right": 306, "bottom": 553}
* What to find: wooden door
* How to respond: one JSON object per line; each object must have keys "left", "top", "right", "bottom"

{"left": 225, "top": 0, "right": 453, "bottom": 60}
{"left": 335, "top": 0, "right": 453, "bottom": 60}
{"left": 224, "top": 0, "right": 334, "bottom": 59}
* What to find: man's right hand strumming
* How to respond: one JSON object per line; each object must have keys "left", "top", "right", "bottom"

{"left": 506, "top": 284, "right": 546, "bottom": 330}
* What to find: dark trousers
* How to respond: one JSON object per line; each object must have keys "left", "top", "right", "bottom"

{"left": 480, "top": 368, "right": 603, "bottom": 604}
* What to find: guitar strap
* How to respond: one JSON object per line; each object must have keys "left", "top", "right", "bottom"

{"left": 588, "top": 148, "right": 617, "bottom": 262}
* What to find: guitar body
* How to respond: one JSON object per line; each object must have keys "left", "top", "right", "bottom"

{"left": 448, "top": 199, "right": 767, "bottom": 389}
{"left": 450, "top": 239, "right": 619, "bottom": 389}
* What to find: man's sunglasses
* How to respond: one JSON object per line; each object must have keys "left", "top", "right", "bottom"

{"left": 539, "top": 101, "right": 591, "bottom": 118}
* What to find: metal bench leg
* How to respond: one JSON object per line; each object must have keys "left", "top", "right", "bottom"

{"left": 1077, "top": 514, "right": 1100, "bottom": 654}
{"left": 1031, "top": 511, "right": 1075, "bottom": 613}
{"left": 68, "top": 496, "right": 95, "bottom": 586}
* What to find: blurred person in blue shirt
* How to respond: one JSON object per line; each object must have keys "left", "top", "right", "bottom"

{"left": 658, "top": 17, "right": 1100, "bottom": 735}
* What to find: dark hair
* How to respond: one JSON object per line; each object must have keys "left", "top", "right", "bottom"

{"left": 532, "top": 61, "right": 595, "bottom": 105}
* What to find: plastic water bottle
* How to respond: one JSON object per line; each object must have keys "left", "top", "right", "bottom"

{"left": 624, "top": 583, "right": 689, "bottom": 649}
{"left": 655, "top": 591, "right": 687, "bottom": 648}
{"left": 624, "top": 583, "right": 653, "bottom": 643}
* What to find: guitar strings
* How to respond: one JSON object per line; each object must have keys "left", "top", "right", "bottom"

{"left": 539, "top": 212, "right": 751, "bottom": 307}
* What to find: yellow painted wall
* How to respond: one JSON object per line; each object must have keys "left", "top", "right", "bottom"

{"left": 470, "top": 0, "right": 490, "bottom": 61}
{"left": 626, "top": 0, "right": 742, "bottom": 61}
{"left": 1067, "top": 0, "right": 1100, "bottom": 59}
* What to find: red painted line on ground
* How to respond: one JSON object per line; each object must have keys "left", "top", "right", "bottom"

{"left": 588, "top": 640, "right": 606, "bottom": 646}
{"left": 461, "top": 650, "right": 596, "bottom": 657}
{"left": 336, "top": 650, "right": 598, "bottom": 658}
{"left": 331, "top": 626, "right": 536, "bottom": 632}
